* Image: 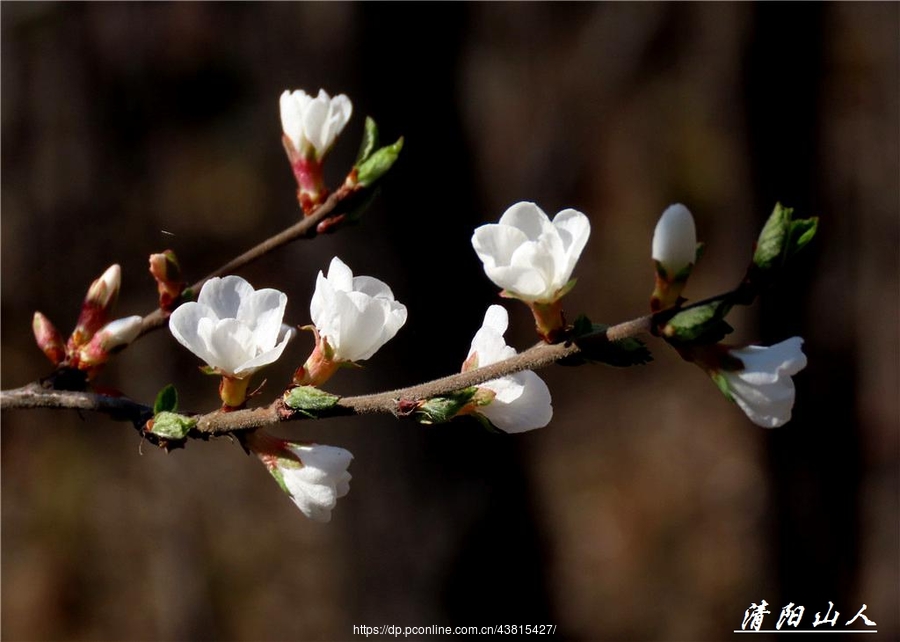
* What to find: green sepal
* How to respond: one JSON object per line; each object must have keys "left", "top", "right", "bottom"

{"left": 710, "top": 371, "right": 733, "bottom": 401}
{"left": 563, "top": 316, "right": 653, "bottom": 367}
{"left": 148, "top": 411, "right": 196, "bottom": 440}
{"left": 199, "top": 365, "right": 218, "bottom": 376}
{"left": 355, "top": 116, "right": 380, "bottom": 165}
{"left": 153, "top": 384, "right": 178, "bottom": 414}
{"left": 415, "top": 387, "right": 477, "bottom": 425}
{"left": 471, "top": 412, "right": 504, "bottom": 434}
{"left": 661, "top": 298, "right": 734, "bottom": 345}
{"left": 355, "top": 137, "right": 404, "bottom": 188}
{"left": 180, "top": 287, "right": 195, "bottom": 302}
{"left": 282, "top": 386, "right": 341, "bottom": 418}
{"left": 266, "top": 465, "right": 291, "bottom": 496}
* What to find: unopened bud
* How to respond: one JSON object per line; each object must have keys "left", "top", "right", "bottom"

{"left": 651, "top": 204, "right": 698, "bottom": 312}
{"left": 77, "top": 315, "right": 143, "bottom": 368}
{"left": 32, "top": 311, "right": 66, "bottom": 366}
{"left": 71, "top": 264, "right": 121, "bottom": 347}
{"left": 149, "top": 250, "right": 185, "bottom": 312}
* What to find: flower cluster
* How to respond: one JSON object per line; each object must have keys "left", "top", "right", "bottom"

{"left": 23, "top": 87, "right": 814, "bottom": 527}
{"left": 32, "top": 264, "right": 142, "bottom": 380}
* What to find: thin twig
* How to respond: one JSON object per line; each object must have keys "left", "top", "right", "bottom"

{"left": 137, "top": 185, "right": 354, "bottom": 338}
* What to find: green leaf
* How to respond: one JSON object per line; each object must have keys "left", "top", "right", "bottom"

{"left": 355, "top": 116, "right": 380, "bottom": 165}
{"left": 752, "top": 202, "right": 818, "bottom": 271}
{"left": 355, "top": 137, "right": 404, "bottom": 187}
{"left": 153, "top": 384, "right": 178, "bottom": 414}
{"left": 661, "top": 298, "right": 734, "bottom": 345}
{"left": 710, "top": 371, "right": 733, "bottom": 401}
{"left": 415, "top": 388, "right": 477, "bottom": 424}
{"left": 564, "top": 322, "right": 653, "bottom": 367}
{"left": 147, "top": 411, "right": 196, "bottom": 440}
{"left": 282, "top": 386, "right": 341, "bottom": 418}
{"left": 788, "top": 217, "right": 818, "bottom": 257}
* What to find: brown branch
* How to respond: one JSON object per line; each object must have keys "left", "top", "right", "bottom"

{"left": 1, "top": 315, "right": 654, "bottom": 438}
{"left": 137, "top": 184, "right": 356, "bottom": 338}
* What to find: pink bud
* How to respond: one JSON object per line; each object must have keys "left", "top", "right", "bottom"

{"left": 76, "top": 315, "right": 142, "bottom": 369}
{"left": 149, "top": 250, "right": 185, "bottom": 312}
{"left": 71, "top": 264, "right": 121, "bottom": 347}
{"left": 32, "top": 311, "right": 66, "bottom": 366}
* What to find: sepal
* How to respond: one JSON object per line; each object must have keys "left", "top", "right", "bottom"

{"left": 414, "top": 388, "right": 478, "bottom": 424}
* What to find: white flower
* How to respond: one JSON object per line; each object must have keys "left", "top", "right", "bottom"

{"left": 279, "top": 89, "right": 352, "bottom": 160}
{"left": 310, "top": 257, "right": 407, "bottom": 362}
{"left": 652, "top": 203, "right": 697, "bottom": 276}
{"left": 465, "top": 305, "right": 553, "bottom": 433}
{"left": 275, "top": 443, "right": 353, "bottom": 523}
{"left": 169, "top": 275, "right": 293, "bottom": 378}
{"left": 471, "top": 201, "right": 591, "bottom": 303}
{"left": 721, "top": 337, "right": 807, "bottom": 428}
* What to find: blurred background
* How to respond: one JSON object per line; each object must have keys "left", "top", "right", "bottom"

{"left": 2, "top": 3, "right": 897, "bottom": 641}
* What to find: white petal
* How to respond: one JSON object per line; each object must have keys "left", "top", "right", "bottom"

{"left": 325, "top": 256, "right": 355, "bottom": 292}
{"left": 205, "top": 318, "right": 255, "bottom": 375}
{"left": 553, "top": 208, "right": 591, "bottom": 282}
{"left": 197, "top": 276, "right": 255, "bottom": 320}
{"left": 497, "top": 201, "right": 553, "bottom": 241}
{"left": 233, "top": 327, "right": 294, "bottom": 378}
{"left": 480, "top": 371, "right": 553, "bottom": 433}
{"left": 472, "top": 224, "right": 531, "bottom": 274}
{"left": 239, "top": 288, "right": 288, "bottom": 351}
{"left": 169, "top": 302, "right": 220, "bottom": 367}
{"left": 279, "top": 90, "right": 305, "bottom": 150}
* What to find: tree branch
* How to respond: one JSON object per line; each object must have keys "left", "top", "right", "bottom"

{"left": 1, "top": 315, "right": 654, "bottom": 439}
{"left": 137, "top": 184, "right": 355, "bottom": 339}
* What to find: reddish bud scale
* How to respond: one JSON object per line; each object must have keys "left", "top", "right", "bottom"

{"left": 527, "top": 299, "right": 566, "bottom": 343}
{"left": 32, "top": 312, "right": 66, "bottom": 366}
{"left": 149, "top": 251, "right": 185, "bottom": 312}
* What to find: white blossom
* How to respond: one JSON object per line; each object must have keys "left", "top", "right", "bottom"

{"left": 652, "top": 203, "right": 697, "bottom": 275}
{"left": 168, "top": 275, "right": 293, "bottom": 378}
{"left": 274, "top": 443, "right": 353, "bottom": 523}
{"left": 721, "top": 337, "right": 807, "bottom": 428}
{"left": 310, "top": 257, "right": 407, "bottom": 362}
{"left": 279, "top": 89, "right": 352, "bottom": 160}
{"left": 471, "top": 201, "right": 590, "bottom": 303}
{"left": 466, "top": 305, "right": 553, "bottom": 433}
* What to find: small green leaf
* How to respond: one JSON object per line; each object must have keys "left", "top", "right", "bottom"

{"left": 661, "top": 298, "right": 734, "bottom": 345}
{"left": 355, "top": 137, "right": 404, "bottom": 188}
{"left": 564, "top": 322, "right": 653, "bottom": 367}
{"left": 148, "top": 411, "right": 196, "bottom": 440}
{"left": 153, "top": 384, "right": 178, "bottom": 414}
{"left": 788, "top": 217, "right": 818, "bottom": 257}
{"left": 415, "top": 388, "right": 477, "bottom": 424}
{"left": 355, "top": 116, "right": 380, "bottom": 165}
{"left": 752, "top": 203, "right": 818, "bottom": 272}
{"left": 571, "top": 314, "right": 594, "bottom": 338}
{"left": 283, "top": 386, "right": 341, "bottom": 418}
{"left": 753, "top": 202, "right": 792, "bottom": 271}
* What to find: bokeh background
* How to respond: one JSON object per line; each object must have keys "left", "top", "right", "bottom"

{"left": 2, "top": 3, "right": 897, "bottom": 641}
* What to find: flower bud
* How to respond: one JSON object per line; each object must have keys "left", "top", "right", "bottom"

{"left": 32, "top": 311, "right": 66, "bottom": 366}
{"left": 651, "top": 204, "right": 698, "bottom": 312}
{"left": 280, "top": 89, "right": 352, "bottom": 214}
{"left": 149, "top": 250, "right": 185, "bottom": 312}
{"left": 71, "top": 264, "right": 121, "bottom": 347}
{"left": 77, "top": 315, "right": 143, "bottom": 369}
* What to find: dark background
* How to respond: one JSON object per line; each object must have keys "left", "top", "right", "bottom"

{"left": 2, "top": 3, "right": 897, "bottom": 641}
